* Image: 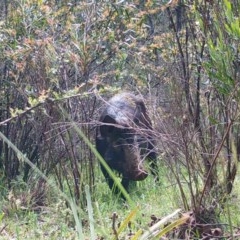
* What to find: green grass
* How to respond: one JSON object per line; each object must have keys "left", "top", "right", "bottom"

{"left": 1, "top": 164, "right": 240, "bottom": 239}
{"left": 0, "top": 165, "right": 181, "bottom": 239}
{"left": 219, "top": 171, "right": 240, "bottom": 233}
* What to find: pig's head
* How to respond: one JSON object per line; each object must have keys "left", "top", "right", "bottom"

{"left": 99, "top": 114, "right": 148, "bottom": 181}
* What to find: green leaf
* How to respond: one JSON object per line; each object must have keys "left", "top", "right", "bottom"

{"left": 223, "top": 0, "right": 232, "bottom": 11}
{"left": 0, "top": 212, "right": 4, "bottom": 222}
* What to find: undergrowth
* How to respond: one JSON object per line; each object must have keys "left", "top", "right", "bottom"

{"left": 1, "top": 163, "right": 240, "bottom": 239}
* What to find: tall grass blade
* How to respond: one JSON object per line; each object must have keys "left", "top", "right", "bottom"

{"left": 112, "top": 206, "right": 139, "bottom": 240}
{"left": 69, "top": 200, "right": 84, "bottom": 239}
{"left": 85, "top": 185, "right": 96, "bottom": 240}
{"left": 67, "top": 115, "right": 133, "bottom": 205}
{"left": 0, "top": 131, "right": 84, "bottom": 239}
{"left": 131, "top": 229, "right": 143, "bottom": 240}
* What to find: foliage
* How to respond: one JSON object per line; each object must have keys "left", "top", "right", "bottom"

{"left": 0, "top": 0, "right": 240, "bottom": 238}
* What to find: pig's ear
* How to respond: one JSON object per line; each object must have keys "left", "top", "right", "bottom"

{"left": 100, "top": 115, "right": 117, "bottom": 136}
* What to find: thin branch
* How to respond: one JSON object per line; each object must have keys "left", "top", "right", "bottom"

{"left": 0, "top": 91, "right": 95, "bottom": 126}
{"left": 198, "top": 119, "right": 234, "bottom": 208}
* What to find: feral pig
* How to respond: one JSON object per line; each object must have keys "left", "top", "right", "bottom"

{"left": 96, "top": 92, "right": 157, "bottom": 196}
